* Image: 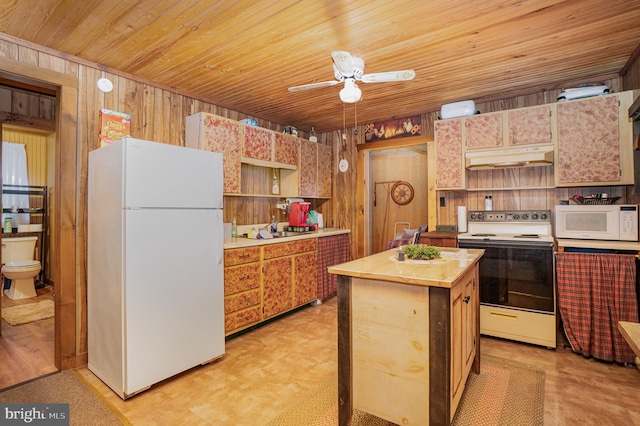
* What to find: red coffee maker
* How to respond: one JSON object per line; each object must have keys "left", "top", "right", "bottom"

{"left": 289, "top": 202, "right": 310, "bottom": 227}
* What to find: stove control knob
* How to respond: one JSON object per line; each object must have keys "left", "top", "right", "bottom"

{"left": 540, "top": 212, "right": 548, "bottom": 220}
{"left": 470, "top": 213, "right": 476, "bottom": 220}
{"left": 532, "top": 213, "right": 539, "bottom": 220}
{"left": 477, "top": 213, "right": 484, "bottom": 220}
{"left": 513, "top": 214, "right": 520, "bottom": 220}
{"left": 522, "top": 213, "right": 529, "bottom": 220}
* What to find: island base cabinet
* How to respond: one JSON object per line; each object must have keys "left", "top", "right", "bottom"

{"left": 351, "top": 279, "right": 430, "bottom": 424}
{"left": 337, "top": 264, "right": 480, "bottom": 425}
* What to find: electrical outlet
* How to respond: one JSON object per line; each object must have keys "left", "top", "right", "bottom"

{"left": 440, "top": 197, "right": 446, "bottom": 207}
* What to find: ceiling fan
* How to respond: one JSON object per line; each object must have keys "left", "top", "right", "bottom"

{"left": 288, "top": 51, "right": 416, "bottom": 103}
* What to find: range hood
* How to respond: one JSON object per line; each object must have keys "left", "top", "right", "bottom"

{"left": 465, "top": 145, "right": 554, "bottom": 170}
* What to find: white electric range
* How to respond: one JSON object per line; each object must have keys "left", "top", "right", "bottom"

{"left": 457, "top": 210, "right": 557, "bottom": 348}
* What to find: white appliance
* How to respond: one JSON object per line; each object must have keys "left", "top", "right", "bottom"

{"left": 87, "top": 137, "right": 225, "bottom": 399}
{"left": 457, "top": 210, "right": 557, "bottom": 348}
{"left": 555, "top": 204, "right": 639, "bottom": 241}
{"left": 556, "top": 85, "right": 609, "bottom": 101}
{"left": 440, "top": 100, "right": 477, "bottom": 119}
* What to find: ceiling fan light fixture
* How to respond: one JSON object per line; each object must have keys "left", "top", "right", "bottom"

{"left": 340, "top": 79, "right": 361, "bottom": 103}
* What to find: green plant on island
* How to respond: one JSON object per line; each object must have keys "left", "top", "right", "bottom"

{"left": 401, "top": 244, "right": 441, "bottom": 260}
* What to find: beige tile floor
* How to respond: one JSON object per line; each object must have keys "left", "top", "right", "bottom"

{"left": 72, "top": 297, "right": 640, "bottom": 425}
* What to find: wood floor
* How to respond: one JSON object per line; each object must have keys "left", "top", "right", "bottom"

{"left": 0, "top": 285, "right": 56, "bottom": 389}
{"left": 2, "top": 294, "right": 640, "bottom": 425}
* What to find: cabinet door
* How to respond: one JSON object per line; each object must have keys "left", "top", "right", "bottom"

{"left": 316, "top": 143, "right": 332, "bottom": 197}
{"left": 435, "top": 119, "right": 465, "bottom": 189}
{"left": 556, "top": 94, "right": 622, "bottom": 185}
{"left": 299, "top": 139, "right": 318, "bottom": 196}
{"left": 196, "top": 114, "right": 242, "bottom": 193}
{"left": 462, "top": 272, "right": 477, "bottom": 370}
{"left": 274, "top": 133, "right": 299, "bottom": 166}
{"left": 464, "top": 112, "right": 503, "bottom": 150}
{"left": 263, "top": 256, "right": 293, "bottom": 318}
{"left": 294, "top": 251, "right": 318, "bottom": 305}
{"left": 508, "top": 105, "right": 552, "bottom": 146}
{"left": 242, "top": 125, "right": 274, "bottom": 161}
{"left": 450, "top": 281, "right": 464, "bottom": 408}
{"left": 451, "top": 268, "right": 477, "bottom": 415}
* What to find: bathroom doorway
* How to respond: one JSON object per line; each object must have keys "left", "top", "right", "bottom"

{"left": 0, "top": 86, "right": 57, "bottom": 387}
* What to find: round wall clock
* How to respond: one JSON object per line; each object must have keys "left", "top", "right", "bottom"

{"left": 391, "top": 181, "right": 414, "bottom": 205}
{"left": 338, "top": 159, "right": 349, "bottom": 173}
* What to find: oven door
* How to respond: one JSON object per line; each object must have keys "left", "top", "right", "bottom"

{"left": 457, "top": 239, "right": 555, "bottom": 313}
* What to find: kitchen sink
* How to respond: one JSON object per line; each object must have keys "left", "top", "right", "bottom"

{"left": 270, "top": 231, "right": 312, "bottom": 238}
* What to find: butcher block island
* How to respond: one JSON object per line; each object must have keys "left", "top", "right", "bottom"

{"left": 328, "top": 247, "right": 484, "bottom": 425}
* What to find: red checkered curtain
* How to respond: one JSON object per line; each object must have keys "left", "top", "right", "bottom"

{"left": 557, "top": 252, "right": 639, "bottom": 364}
{"left": 317, "top": 234, "right": 350, "bottom": 301}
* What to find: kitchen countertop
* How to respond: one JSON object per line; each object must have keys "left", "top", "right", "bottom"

{"left": 556, "top": 238, "right": 640, "bottom": 252}
{"left": 328, "top": 247, "right": 484, "bottom": 289}
{"left": 224, "top": 227, "right": 350, "bottom": 249}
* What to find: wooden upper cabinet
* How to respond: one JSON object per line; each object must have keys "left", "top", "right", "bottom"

{"left": 508, "top": 105, "right": 552, "bottom": 146}
{"left": 274, "top": 133, "right": 299, "bottom": 166}
{"left": 185, "top": 112, "right": 242, "bottom": 194}
{"left": 435, "top": 118, "right": 465, "bottom": 190}
{"left": 299, "top": 139, "right": 318, "bottom": 196}
{"left": 316, "top": 143, "right": 332, "bottom": 197}
{"left": 242, "top": 125, "right": 274, "bottom": 162}
{"left": 464, "top": 112, "right": 503, "bottom": 150}
{"left": 555, "top": 92, "right": 634, "bottom": 186}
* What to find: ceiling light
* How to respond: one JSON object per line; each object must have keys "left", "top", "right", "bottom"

{"left": 340, "top": 79, "right": 361, "bottom": 103}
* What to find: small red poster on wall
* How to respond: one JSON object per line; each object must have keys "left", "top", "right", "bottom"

{"left": 99, "top": 109, "right": 131, "bottom": 147}
{"left": 364, "top": 115, "right": 422, "bottom": 142}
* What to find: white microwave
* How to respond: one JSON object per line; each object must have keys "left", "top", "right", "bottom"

{"left": 554, "top": 204, "right": 639, "bottom": 241}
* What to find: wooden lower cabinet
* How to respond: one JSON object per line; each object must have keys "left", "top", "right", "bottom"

{"left": 224, "top": 247, "right": 262, "bottom": 335}
{"left": 225, "top": 238, "right": 318, "bottom": 334}
{"left": 263, "top": 239, "right": 318, "bottom": 319}
{"left": 450, "top": 267, "right": 478, "bottom": 413}
{"left": 263, "top": 256, "right": 294, "bottom": 318}
{"left": 294, "top": 251, "right": 318, "bottom": 305}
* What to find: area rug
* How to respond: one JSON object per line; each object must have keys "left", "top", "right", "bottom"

{"left": 1, "top": 299, "right": 54, "bottom": 326}
{"left": 266, "top": 354, "right": 545, "bottom": 426}
{"left": 0, "top": 370, "right": 128, "bottom": 425}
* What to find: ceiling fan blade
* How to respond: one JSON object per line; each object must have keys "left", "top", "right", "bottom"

{"left": 361, "top": 70, "right": 416, "bottom": 83}
{"left": 288, "top": 80, "right": 340, "bottom": 92}
{"left": 332, "top": 51, "right": 354, "bottom": 77}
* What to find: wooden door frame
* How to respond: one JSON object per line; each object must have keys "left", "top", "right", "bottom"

{"left": 0, "top": 56, "right": 79, "bottom": 370}
{"left": 356, "top": 135, "right": 436, "bottom": 258}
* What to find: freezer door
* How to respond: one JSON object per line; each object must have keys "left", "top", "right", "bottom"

{"left": 123, "top": 208, "right": 224, "bottom": 394}
{"left": 122, "top": 137, "right": 223, "bottom": 209}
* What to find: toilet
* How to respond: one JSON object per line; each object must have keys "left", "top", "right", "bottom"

{"left": 2, "top": 236, "right": 41, "bottom": 300}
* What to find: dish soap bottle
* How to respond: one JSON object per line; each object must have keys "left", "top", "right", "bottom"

{"left": 270, "top": 215, "right": 278, "bottom": 233}
{"left": 272, "top": 173, "right": 279, "bottom": 195}
{"left": 231, "top": 217, "right": 237, "bottom": 238}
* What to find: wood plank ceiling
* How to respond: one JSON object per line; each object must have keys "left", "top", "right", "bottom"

{"left": 1, "top": 0, "right": 640, "bottom": 133}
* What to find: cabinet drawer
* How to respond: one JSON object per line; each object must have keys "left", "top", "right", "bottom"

{"left": 225, "top": 288, "right": 261, "bottom": 313}
{"left": 225, "top": 306, "right": 262, "bottom": 333}
{"left": 263, "top": 238, "right": 317, "bottom": 259}
{"left": 224, "top": 263, "right": 260, "bottom": 295}
{"left": 224, "top": 246, "right": 261, "bottom": 266}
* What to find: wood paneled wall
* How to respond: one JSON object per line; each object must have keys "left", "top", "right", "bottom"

{"left": 328, "top": 76, "right": 640, "bottom": 245}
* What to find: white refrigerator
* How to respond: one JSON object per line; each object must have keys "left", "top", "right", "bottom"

{"left": 87, "top": 137, "right": 225, "bottom": 399}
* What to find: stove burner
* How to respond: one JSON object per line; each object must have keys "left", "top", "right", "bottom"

{"left": 514, "top": 234, "right": 539, "bottom": 238}
{"left": 471, "top": 233, "right": 496, "bottom": 237}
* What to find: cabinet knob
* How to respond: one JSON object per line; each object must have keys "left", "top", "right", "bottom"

{"left": 463, "top": 295, "right": 471, "bottom": 304}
